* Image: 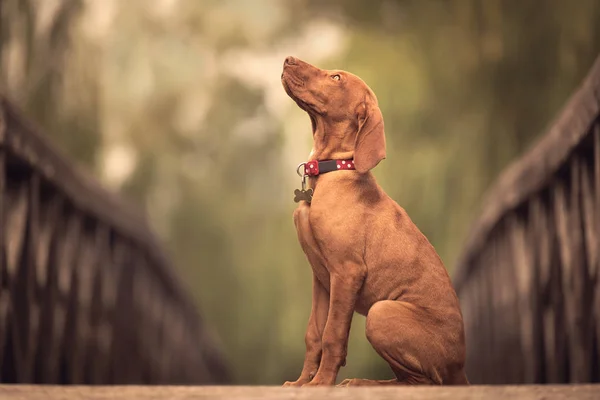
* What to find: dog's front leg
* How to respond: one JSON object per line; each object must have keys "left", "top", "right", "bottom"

{"left": 283, "top": 274, "right": 329, "bottom": 386}
{"left": 304, "top": 267, "right": 366, "bottom": 386}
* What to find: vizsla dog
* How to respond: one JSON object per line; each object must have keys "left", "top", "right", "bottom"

{"left": 280, "top": 56, "right": 468, "bottom": 387}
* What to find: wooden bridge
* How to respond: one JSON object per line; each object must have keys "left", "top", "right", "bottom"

{"left": 1, "top": 52, "right": 600, "bottom": 398}
{"left": 0, "top": 97, "right": 229, "bottom": 384}
{"left": 454, "top": 54, "right": 600, "bottom": 384}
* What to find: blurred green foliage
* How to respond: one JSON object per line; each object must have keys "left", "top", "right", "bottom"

{"left": 1, "top": 0, "right": 599, "bottom": 385}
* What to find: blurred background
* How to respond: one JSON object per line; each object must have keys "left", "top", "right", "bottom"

{"left": 1, "top": 0, "right": 599, "bottom": 385}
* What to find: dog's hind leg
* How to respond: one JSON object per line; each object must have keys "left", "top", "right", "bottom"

{"left": 362, "top": 300, "right": 466, "bottom": 386}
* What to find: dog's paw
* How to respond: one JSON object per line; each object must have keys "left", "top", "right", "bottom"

{"left": 302, "top": 377, "right": 335, "bottom": 387}
{"left": 336, "top": 378, "right": 353, "bottom": 387}
{"left": 282, "top": 380, "right": 305, "bottom": 387}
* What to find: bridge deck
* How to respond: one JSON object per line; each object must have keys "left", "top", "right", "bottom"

{"left": 1, "top": 385, "right": 599, "bottom": 400}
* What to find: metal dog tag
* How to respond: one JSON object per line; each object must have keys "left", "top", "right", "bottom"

{"left": 294, "top": 168, "right": 313, "bottom": 203}
{"left": 294, "top": 188, "right": 313, "bottom": 203}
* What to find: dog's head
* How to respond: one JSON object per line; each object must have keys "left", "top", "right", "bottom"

{"left": 281, "top": 56, "right": 386, "bottom": 173}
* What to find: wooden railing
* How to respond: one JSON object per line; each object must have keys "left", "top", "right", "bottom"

{"left": 0, "top": 96, "right": 230, "bottom": 384}
{"left": 453, "top": 55, "right": 600, "bottom": 384}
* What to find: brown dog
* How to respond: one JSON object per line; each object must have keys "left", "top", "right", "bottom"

{"left": 280, "top": 56, "right": 468, "bottom": 387}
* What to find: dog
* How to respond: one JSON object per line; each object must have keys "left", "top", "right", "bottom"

{"left": 280, "top": 56, "right": 468, "bottom": 387}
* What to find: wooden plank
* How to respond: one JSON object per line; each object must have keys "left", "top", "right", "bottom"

{"left": 1, "top": 385, "right": 600, "bottom": 400}
{"left": 130, "top": 257, "right": 153, "bottom": 383}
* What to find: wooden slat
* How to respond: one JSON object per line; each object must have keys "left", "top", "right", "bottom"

{"left": 34, "top": 194, "right": 61, "bottom": 290}
{"left": 7, "top": 179, "right": 31, "bottom": 382}
{"left": 131, "top": 258, "right": 152, "bottom": 382}
{"left": 470, "top": 263, "right": 484, "bottom": 383}
{"left": 501, "top": 219, "right": 523, "bottom": 383}
{"left": 508, "top": 213, "right": 535, "bottom": 382}
{"left": 457, "top": 280, "right": 472, "bottom": 381}
{"left": 552, "top": 177, "right": 578, "bottom": 382}
{"left": 484, "top": 243, "right": 498, "bottom": 384}
{"left": 580, "top": 153, "right": 597, "bottom": 278}
{"left": 109, "top": 239, "right": 133, "bottom": 384}
{"left": 86, "top": 225, "right": 110, "bottom": 384}
{"left": 67, "top": 228, "right": 94, "bottom": 384}
{"left": 556, "top": 157, "right": 592, "bottom": 382}
{"left": 0, "top": 148, "right": 6, "bottom": 371}
{"left": 34, "top": 195, "right": 64, "bottom": 383}
{"left": 5, "top": 181, "right": 29, "bottom": 280}
{"left": 594, "top": 123, "right": 600, "bottom": 373}
{"left": 461, "top": 270, "right": 478, "bottom": 381}
{"left": 546, "top": 188, "right": 567, "bottom": 383}
{"left": 492, "top": 241, "right": 505, "bottom": 383}
{"left": 526, "top": 197, "right": 545, "bottom": 383}
{"left": 71, "top": 223, "right": 101, "bottom": 384}
{"left": 21, "top": 172, "right": 41, "bottom": 382}
{"left": 94, "top": 231, "right": 117, "bottom": 384}
{"left": 44, "top": 210, "right": 82, "bottom": 383}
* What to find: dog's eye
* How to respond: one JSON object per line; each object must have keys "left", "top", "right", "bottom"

{"left": 331, "top": 74, "right": 341, "bottom": 81}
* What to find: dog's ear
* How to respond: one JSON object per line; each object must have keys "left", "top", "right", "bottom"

{"left": 354, "top": 96, "right": 386, "bottom": 173}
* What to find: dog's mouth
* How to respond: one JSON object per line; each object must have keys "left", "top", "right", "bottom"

{"left": 281, "top": 71, "right": 302, "bottom": 98}
{"left": 281, "top": 71, "right": 322, "bottom": 119}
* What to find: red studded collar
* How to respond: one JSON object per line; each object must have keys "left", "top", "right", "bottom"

{"left": 293, "top": 159, "right": 355, "bottom": 203}
{"left": 301, "top": 159, "right": 356, "bottom": 176}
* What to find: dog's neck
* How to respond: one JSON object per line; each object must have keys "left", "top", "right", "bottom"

{"left": 309, "top": 118, "right": 357, "bottom": 161}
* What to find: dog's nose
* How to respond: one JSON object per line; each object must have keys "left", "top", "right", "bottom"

{"left": 284, "top": 56, "right": 297, "bottom": 66}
